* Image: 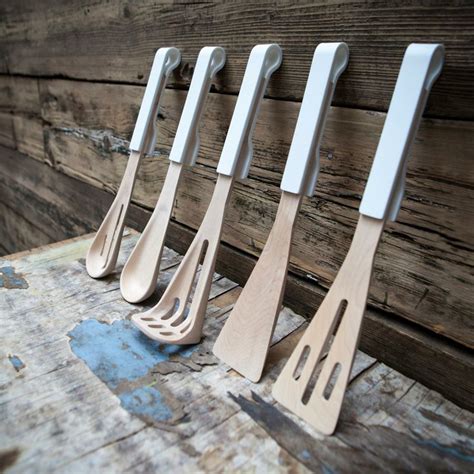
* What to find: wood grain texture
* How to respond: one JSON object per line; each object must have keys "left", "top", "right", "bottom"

{"left": 1, "top": 1, "right": 474, "bottom": 118}
{"left": 121, "top": 160, "right": 184, "bottom": 303}
{"left": 0, "top": 146, "right": 472, "bottom": 412}
{"left": 273, "top": 215, "right": 386, "bottom": 435}
{"left": 0, "top": 230, "right": 473, "bottom": 471}
{"left": 214, "top": 191, "right": 303, "bottom": 382}
{"left": 1, "top": 76, "right": 471, "bottom": 349}
{"left": 134, "top": 174, "right": 235, "bottom": 344}
{"left": 86, "top": 150, "right": 143, "bottom": 278}
{"left": 0, "top": 200, "right": 51, "bottom": 256}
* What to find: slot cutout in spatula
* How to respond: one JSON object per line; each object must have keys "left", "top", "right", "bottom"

{"left": 133, "top": 44, "right": 282, "bottom": 344}
{"left": 273, "top": 43, "right": 445, "bottom": 435}
{"left": 213, "top": 43, "right": 349, "bottom": 382}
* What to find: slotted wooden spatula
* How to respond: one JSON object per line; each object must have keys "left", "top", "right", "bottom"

{"left": 213, "top": 43, "right": 349, "bottom": 382}
{"left": 86, "top": 47, "right": 180, "bottom": 278}
{"left": 132, "top": 44, "right": 282, "bottom": 344}
{"left": 120, "top": 47, "right": 226, "bottom": 303}
{"left": 272, "top": 43, "right": 445, "bottom": 435}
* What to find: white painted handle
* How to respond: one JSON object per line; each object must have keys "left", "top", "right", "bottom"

{"left": 280, "top": 43, "right": 349, "bottom": 196}
{"left": 130, "top": 47, "right": 181, "bottom": 155}
{"left": 169, "top": 47, "right": 226, "bottom": 166}
{"left": 216, "top": 44, "right": 282, "bottom": 179}
{"left": 360, "top": 43, "right": 444, "bottom": 221}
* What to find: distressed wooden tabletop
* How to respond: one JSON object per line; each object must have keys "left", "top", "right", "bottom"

{"left": 1, "top": 230, "right": 473, "bottom": 473}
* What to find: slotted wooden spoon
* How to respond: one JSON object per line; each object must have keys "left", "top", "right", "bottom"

{"left": 273, "top": 43, "right": 445, "bottom": 435}
{"left": 120, "top": 47, "right": 226, "bottom": 303}
{"left": 213, "top": 43, "right": 349, "bottom": 382}
{"left": 132, "top": 44, "right": 282, "bottom": 344}
{"left": 86, "top": 47, "right": 180, "bottom": 278}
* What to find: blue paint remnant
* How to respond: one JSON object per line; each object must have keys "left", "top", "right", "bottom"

{"left": 0, "top": 266, "right": 28, "bottom": 290}
{"left": 300, "top": 449, "right": 311, "bottom": 461}
{"left": 120, "top": 386, "right": 172, "bottom": 422}
{"left": 68, "top": 319, "right": 198, "bottom": 423}
{"left": 9, "top": 355, "right": 25, "bottom": 372}
{"left": 69, "top": 319, "right": 196, "bottom": 388}
{"left": 416, "top": 439, "right": 474, "bottom": 463}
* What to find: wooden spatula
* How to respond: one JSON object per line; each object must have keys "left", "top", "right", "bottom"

{"left": 120, "top": 47, "right": 226, "bottom": 303}
{"left": 86, "top": 47, "right": 180, "bottom": 278}
{"left": 213, "top": 43, "right": 349, "bottom": 382}
{"left": 132, "top": 44, "right": 283, "bottom": 344}
{"left": 272, "top": 43, "right": 445, "bottom": 435}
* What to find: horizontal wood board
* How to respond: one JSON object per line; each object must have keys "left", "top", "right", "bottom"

{"left": 1, "top": 1, "right": 474, "bottom": 119}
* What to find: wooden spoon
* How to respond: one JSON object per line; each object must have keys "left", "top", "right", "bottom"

{"left": 213, "top": 43, "right": 349, "bottom": 382}
{"left": 132, "top": 44, "right": 283, "bottom": 344}
{"left": 86, "top": 47, "right": 180, "bottom": 278}
{"left": 272, "top": 43, "right": 445, "bottom": 435}
{"left": 120, "top": 47, "right": 226, "bottom": 303}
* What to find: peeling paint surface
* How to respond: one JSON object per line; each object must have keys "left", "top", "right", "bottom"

{"left": 119, "top": 386, "right": 172, "bottom": 422}
{"left": 68, "top": 319, "right": 197, "bottom": 423}
{"left": 0, "top": 266, "right": 29, "bottom": 290}
{"left": 2, "top": 231, "right": 473, "bottom": 472}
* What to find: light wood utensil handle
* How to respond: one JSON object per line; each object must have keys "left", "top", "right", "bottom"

{"left": 86, "top": 48, "right": 180, "bottom": 278}
{"left": 86, "top": 151, "right": 141, "bottom": 278}
{"left": 213, "top": 192, "right": 302, "bottom": 381}
{"left": 132, "top": 174, "right": 233, "bottom": 344}
{"left": 120, "top": 161, "right": 183, "bottom": 302}
{"left": 272, "top": 215, "right": 384, "bottom": 434}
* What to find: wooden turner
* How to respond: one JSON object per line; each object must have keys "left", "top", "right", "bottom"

{"left": 86, "top": 47, "right": 180, "bottom": 278}
{"left": 132, "top": 44, "right": 283, "bottom": 344}
{"left": 213, "top": 43, "right": 349, "bottom": 382}
{"left": 120, "top": 47, "right": 226, "bottom": 303}
{"left": 273, "top": 43, "right": 445, "bottom": 435}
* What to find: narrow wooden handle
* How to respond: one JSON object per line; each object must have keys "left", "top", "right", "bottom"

{"left": 86, "top": 151, "right": 141, "bottom": 278}
{"left": 273, "top": 215, "right": 385, "bottom": 434}
{"left": 120, "top": 161, "right": 183, "bottom": 303}
{"left": 132, "top": 174, "right": 234, "bottom": 344}
{"left": 213, "top": 192, "right": 302, "bottom": 381}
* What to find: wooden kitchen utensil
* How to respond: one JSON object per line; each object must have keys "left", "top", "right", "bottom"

{"left": 132, "top": 44, "right": 282, "bottom": 344}
{"left": 272, "top": 43, "right": 444, "bottom": 435}
{"left": 120, "top": 47, "right": 226, "bottom": 303}
{"left": 213, "top": 43, "right": 349, "bottom": 382}
{"left": 86, "top": 47, "right": 180, "bottom": 278}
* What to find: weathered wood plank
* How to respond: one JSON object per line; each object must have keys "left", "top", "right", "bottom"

{"left": 0, "top": 146, "right": 472, "bottom": 411}
{"left": 0, "top": 75, "right": 40, "bottom": 114}
{"left": 0, "top": 112, "right": 15, "bottom": 150}
{"left": 1, "top": 1, "right": 474, "bottom": 119}
{"left": 32, "top": 78, "right": 474, "bottom": 348}
{"left": 0, "top": 76, "right": 46, "bottom": 163}
{"left": 0, "top": 231, "right": 472, "bottom": 472}
{"left": 0, "top": 233, "right": 304, "bottom": 472}
{"left": 12, "top": 115, "right": 46, "bottom": 163}
{"left": 0, "top": 200, "right": 51, "bottom": 257}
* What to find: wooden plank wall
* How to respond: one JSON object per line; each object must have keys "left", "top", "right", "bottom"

{"left": 0, "top": 1, "right": 473, "bottom": 408}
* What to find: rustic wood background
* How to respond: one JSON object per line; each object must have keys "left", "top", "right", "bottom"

{"left": 0, "top": 1, "right": 473, "bottom": 409}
